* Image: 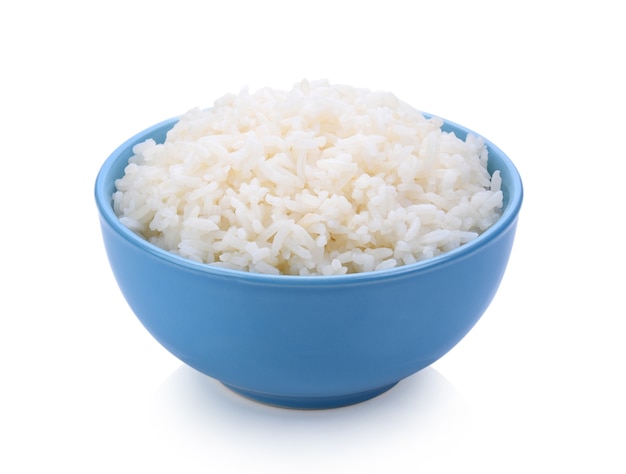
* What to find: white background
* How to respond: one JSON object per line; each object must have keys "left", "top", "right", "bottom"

{"left": 2, "top": 1, "right": 624, "bottom": 472}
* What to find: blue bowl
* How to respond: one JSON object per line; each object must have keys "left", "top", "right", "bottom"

{"left": 95, "top": 116, "right": 523, "bottom": 409}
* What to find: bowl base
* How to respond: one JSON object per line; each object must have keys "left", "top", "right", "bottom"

{"left": 222, "top": 382, "right": 399, "bottom": 410}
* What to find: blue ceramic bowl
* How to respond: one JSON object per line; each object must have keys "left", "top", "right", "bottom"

{"left": 95, "top": 115, "right": 523, "bottom": 409}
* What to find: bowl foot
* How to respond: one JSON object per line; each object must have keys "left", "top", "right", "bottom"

{"left": 222, "top": 382, "right": 398, "bottom": 409}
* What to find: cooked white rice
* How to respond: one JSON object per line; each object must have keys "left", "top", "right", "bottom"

{"left": 113, "top": 80, "right": 503, "bottom": 276}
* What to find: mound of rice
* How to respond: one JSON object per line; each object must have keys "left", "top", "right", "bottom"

{"left": 113, "top": 80, "right": 503, "bottom": 276}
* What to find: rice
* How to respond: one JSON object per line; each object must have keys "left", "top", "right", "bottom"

{"left": 113, "top": 79, "right": 503, "bottom": 276}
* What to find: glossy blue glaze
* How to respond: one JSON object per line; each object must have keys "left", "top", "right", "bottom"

{"left": 95, "top": 115, "right": 523, "bottom": 409}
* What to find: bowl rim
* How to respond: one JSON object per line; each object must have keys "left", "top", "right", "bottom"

{"left": 95, "top": 114, "right": 523, "bottom": 285}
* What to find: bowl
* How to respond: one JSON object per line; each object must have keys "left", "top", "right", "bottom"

{"left": 95, "top": 115, "right": 523, "bottom": 409}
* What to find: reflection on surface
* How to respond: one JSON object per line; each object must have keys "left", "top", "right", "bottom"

{"left": 153, "top": 364, "right": 470, "bottom": 469}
